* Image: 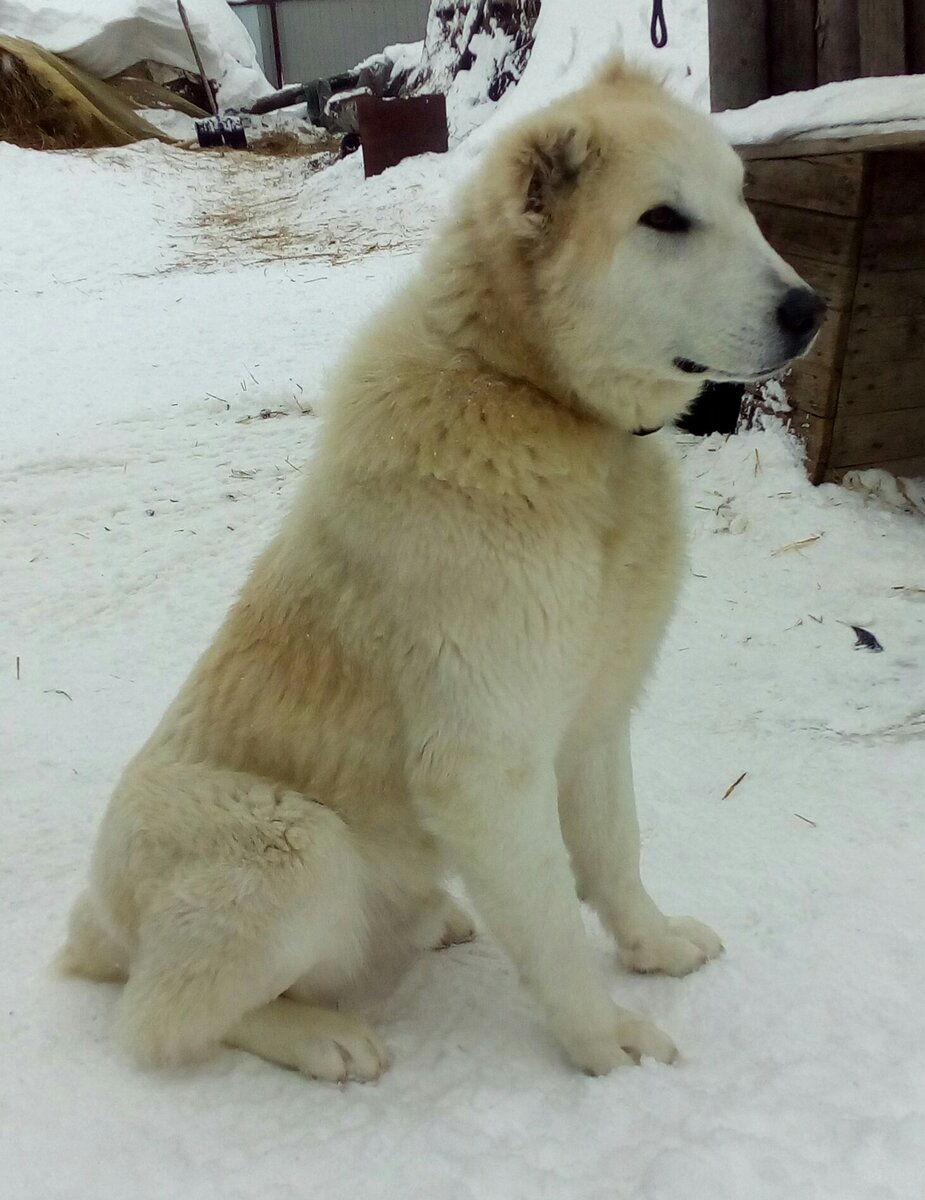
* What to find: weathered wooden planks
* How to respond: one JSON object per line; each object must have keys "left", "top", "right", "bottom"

{"left": 712, "top": 0, "right": 919, "bottom": 112}
{"left": 782, "top": 255, "right": 856, "bottom": 312}
{"left": 858, "top": 0, "right": 907, "bottom": 74}
{"left": 831, "top": 405, "right": 925, "bottom": 465}
{"left": 860, "top": 213, "right": 925, "bottom": 270}
{"left": 840, "top": 360, "right": 925, "bottom": 413}
{"left": 828, "top": 454, "right": 925, "bottom": 480}
{"left": 749, "top": 201, "right": 858, "bottom": 266}
{"left": 785, "top": 361, "right": 841, "bottom": 419}
{"left": 743, "top": 136, "right": 925, "bottom": 484}
{"left": 744, "top": 154, "right": 864, "bottom": 217}
{"left": 846, "top": 312, "right": 925, "bottom": 363}
{"left": 909, "top": 0, "right": 925, "bottom": 71}
{"left": 854, "top": 269, "right": 925, "bottom": 315}
{"left": 739, "top": 129, "right": 925, "bottom": 162}
{"left": 817, "top": 0, "right": 861, "bottom": 83}
{"left": 769, "top": 0, "right": 818, "bottom": 94}
{"left": 708, "top": 0, "right": 769, "bottom": 111}
{"left": 869, "top": 151, "right": 925, "bottom": 214}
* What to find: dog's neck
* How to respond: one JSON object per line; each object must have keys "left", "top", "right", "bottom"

{"left": 421, "top": 237, "right": 569, "bottom": 406}
{"left": 420, "top": 232, "right": 697, "bottom": 433}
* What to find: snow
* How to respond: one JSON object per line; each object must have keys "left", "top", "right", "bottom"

{"left": 3, "top": 3, "right": 925, "bottom": 1196}
{"left": 718, "top": 73, "right": 925, "bottom": 145}
{"left": 0, "top": 0, "right": 272, "bottom": 107}
{"left": 468, "top": 0, "right": 709, "bottom": 140}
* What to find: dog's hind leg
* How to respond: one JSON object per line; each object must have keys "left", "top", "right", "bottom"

{"left": 226, "top": 998, "right": 389, "bottom": 1082}
{"left": 110, "top": 774, "right": 385, "bottom": 1081}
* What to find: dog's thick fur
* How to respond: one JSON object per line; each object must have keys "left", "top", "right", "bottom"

{"left": 61, "top": 63, "right": 817, "bottom": 1081}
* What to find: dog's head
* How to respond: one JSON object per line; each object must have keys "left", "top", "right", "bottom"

{"left": 476, "top": 60, "right": 824, "bottom": 429}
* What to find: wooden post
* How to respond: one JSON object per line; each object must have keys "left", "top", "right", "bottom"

{"left": 177, "top": 0, "right": 219, "bottom": 114}
{"left": 708, "top": 0, "right": 769, "bottom": 111}
{"left": 906, "top": 0, "right": 925, "bottom": 70}
{"left": 857, "top": 0, "right": 907, "bottom": 75}
{"left": 769, "top": 0, "right": 818, "bottom": 95}
{"left": 817, "top": 0, "right": 861, "bottom": 83}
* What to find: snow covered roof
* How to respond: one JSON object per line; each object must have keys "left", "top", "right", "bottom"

{"left": 0, "top": 0, "right": 273, "bottom": 107}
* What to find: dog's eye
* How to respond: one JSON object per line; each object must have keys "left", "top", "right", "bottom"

{"left": 639, "top": 206, "right": 691, "bottom": 234}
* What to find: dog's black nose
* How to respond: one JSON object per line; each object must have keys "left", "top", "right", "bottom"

{"left": 777, "top": 287, "right": 826, "bottom": 339}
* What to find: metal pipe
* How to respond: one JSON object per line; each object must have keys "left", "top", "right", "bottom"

{"left": 269, "top": 0, "right": 284, "bottom": 89}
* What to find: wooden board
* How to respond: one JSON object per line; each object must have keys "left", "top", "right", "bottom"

{"left": 738, "top": 129, "right": 925, "bottom": 162}
{"left": 827, "top": 455, "right": 925, "bottom": 480}
{"left": 743, "top": 153, "right": 865, "bottom": 217}
{"left": 817, "top": 0, "right": 861, "bottom": 83}
{"left": 830, "top": 405, "right": 925, "bottom": 465}
{"left": 749, "top": 200, "right": 858, "bottom": 267}
{"left": 786, "top": 310, "right": 849, "bottom": 421}
{"left": 769, "top": 0, "right": 817, "bottom": 94}
{"left": 846, "top": 312, "right": 925, "bottom": 363}
{"left": 860, "top": 213, "right": 925, "bottom": 271}
{"left": 803, "top": 309, "right": 844, "bottom": 368}
{"left": 786, "top": 361, "right": 840, "bottom": 419}
{"left": 791, "top": 410, "right": 835, "bottom": 483}
{"left": 853, "top": 269, "right": 925, "bottom": 315}
{"left": 840, "top": 359, "right": 925, "bottom": 413}
{"left": 869, "top": 151, "right": 925, "bottom": 214}
{"left": 784, "top": 255, "right": 857, "bottom": 311}
{"left": 708, "top": 0, "right": 769, "bottom": 111}
{"left": 857, "top": 0, "right": 907, "bottom": 75}
{"left": 909, "top": 0, "right": 925, "bottom": 72}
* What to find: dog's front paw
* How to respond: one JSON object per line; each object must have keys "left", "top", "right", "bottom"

{"left": 620, "top": 917, "right": 723, "bottom": 977}
{"left": 561, "top": 1012, "right": 678, "bottom": 1075}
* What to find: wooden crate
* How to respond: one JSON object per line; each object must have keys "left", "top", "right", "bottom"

{"left": 741, "top": 130, "right": 925, "bottom": 483}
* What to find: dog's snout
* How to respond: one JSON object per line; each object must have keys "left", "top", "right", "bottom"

{"left": 776, "top": 287, "right": 826, "bottom": 340}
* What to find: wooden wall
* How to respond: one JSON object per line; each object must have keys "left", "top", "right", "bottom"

{"left": 710, "top": 0, "right": 925, "bottom": 111}
{"left": 741, "top": 138, "right": 925, "bottom": 482}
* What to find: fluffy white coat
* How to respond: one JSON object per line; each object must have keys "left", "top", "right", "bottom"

{"left": 60, "top": 61, "right": 819, "bottom": 1081}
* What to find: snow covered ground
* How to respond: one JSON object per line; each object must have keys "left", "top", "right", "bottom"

{"left": 3, "top": 40, "right": 925, "bottom": 1200}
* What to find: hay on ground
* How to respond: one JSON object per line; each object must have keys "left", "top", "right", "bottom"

{"left": 0, "top": 35, "right": 171, "bottom": 150}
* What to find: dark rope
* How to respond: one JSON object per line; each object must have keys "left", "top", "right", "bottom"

{"left": 650, "top": 0, "right": 667, "bottom": 49}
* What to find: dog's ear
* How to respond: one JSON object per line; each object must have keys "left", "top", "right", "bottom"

{"left": 517, "top": 119, "right": 600, "bottom": 231}
{"left": 594, "top": 55, "right": 658, "bottom": 91}
{"left": 594, "top": 55, "right": 633, "bottom": 89}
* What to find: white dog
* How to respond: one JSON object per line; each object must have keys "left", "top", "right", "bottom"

{"left": 60, "top": 60, "right": 823, "bottom": 1082}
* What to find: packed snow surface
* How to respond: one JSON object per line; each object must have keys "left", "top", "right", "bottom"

{"left": 0, "top": 0, "right": 272, "bottom": 106}
{"left": 2, "top": 4, "right": 925, "bottom": 1197}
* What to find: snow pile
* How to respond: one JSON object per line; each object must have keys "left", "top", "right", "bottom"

{"left": 718, "top": 72, "right": 925, "bottom": 145}
{"left": 0, "top": 0, "right": 273, "bottom": 107}
{"left": 465, "top": 0, "right": 709, "bottom": 146}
